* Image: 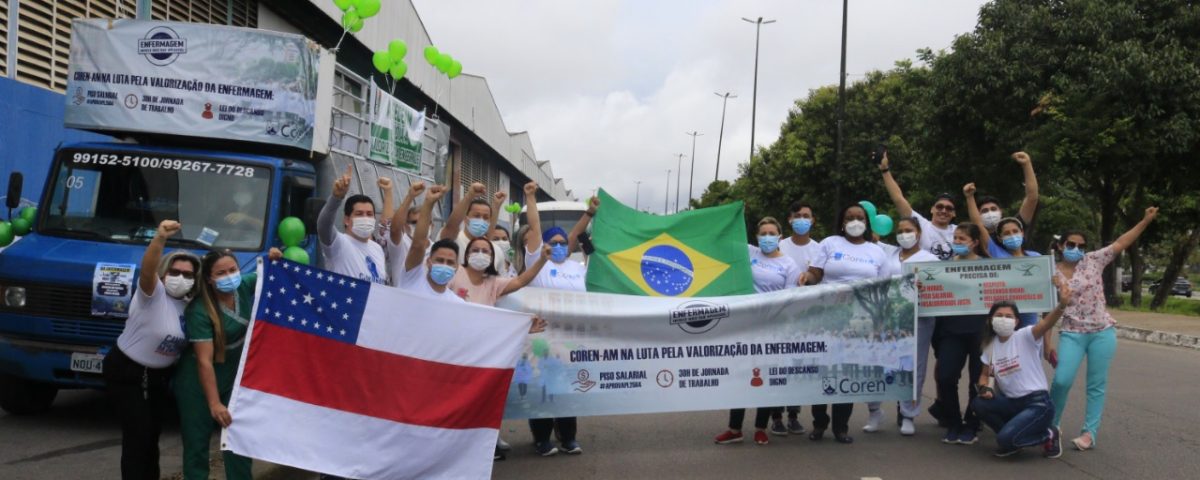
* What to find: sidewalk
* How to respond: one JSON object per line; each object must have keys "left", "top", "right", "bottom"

{"left": 1111, "top": 310, "right": 1200, "bottom": 349}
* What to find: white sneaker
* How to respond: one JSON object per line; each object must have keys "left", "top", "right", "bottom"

{"left": 862, "top": 409, "right": 884, "bottom": 433}
{"left": 900, "top": 417, "right": 916, "bottom": 436}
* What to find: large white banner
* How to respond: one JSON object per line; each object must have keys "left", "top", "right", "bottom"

{"left": 496, "top": 276, "right": 918, "bottom": 419}
{"left": 65, "top": 19, "right": 320, "bottom": 149}
{"left": 368, "top": 84, "right": 425, "bottom": 172}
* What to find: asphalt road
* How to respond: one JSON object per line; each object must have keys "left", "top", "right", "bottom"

{"left": 2, "top": 339, "right": 1196, "bottom": 479}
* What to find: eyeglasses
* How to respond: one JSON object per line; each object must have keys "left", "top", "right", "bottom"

{"left": 167, "top": 268, "right": 196, "bottom": 280}
{"left": 1064, "top": 241, "right": 1086, "bottom": 250}
{"left": 548, "top": 241, "right": 568, "bottom": 247}
{"left": 934, "top": 204, "right": 956, "bottom": 212}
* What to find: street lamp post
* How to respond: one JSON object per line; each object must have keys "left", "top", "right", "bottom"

{"left": 664, "top": 170, "right": 671, "bottom": 215}
{"left": 835, "top": 0, "right": 848, "bottom": 214}
{"left": 635, "top": 180, "right": 642, "bottom": 211}
{"left": 674, "top": 153, "right": 685, "bottom": 214}
{"left": 685, "top": 131, "right": 702, "bottom": 208}
{"left": 742, "top": 16, "right": 776, "bottom": 162}
{"left": 714, "top": 91, "right": 736, "bottom": 182}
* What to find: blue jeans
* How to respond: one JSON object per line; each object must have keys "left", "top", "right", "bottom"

{"left": 1051, "top": 327, "right": 1117, "bottom": 442}
{"left": 972, "top": 390, "right": 1054, "bottom": 451}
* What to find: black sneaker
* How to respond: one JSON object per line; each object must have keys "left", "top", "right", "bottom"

{"left": 535, "top": 441, "right": 559, "bottom": 457}
{"left": 957, "top": 426, "right": 979, "bottom": 445}
{"left": 1043, "top": 426, "right": 1062, "bottom": 459}
{"left": 994, "top": 447, "right": 1021, "bottom": 457}
{"left": 941, "top": 425, "right": 960, "bottom": 444}
{"left": 561, "top": 440, "right": 583, "bottom": 454}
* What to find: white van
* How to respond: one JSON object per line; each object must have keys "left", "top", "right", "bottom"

{"left": 515, "top": 201, "right": 590, "bottom": 263}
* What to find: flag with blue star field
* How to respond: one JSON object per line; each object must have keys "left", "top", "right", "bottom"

{"left": 585, "top": 189, "right": 754, "bottom": 297}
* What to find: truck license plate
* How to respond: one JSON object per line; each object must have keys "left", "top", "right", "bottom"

{"left": 69, "top": 352, "right": 105, "bottom": 374}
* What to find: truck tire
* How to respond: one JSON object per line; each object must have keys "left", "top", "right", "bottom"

{"left": 0, "top": 374, "right": 58, "bottom": 415}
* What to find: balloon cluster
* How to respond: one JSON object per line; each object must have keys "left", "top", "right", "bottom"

{"left": 277, "top": 217, "right": 311, "bottom": 265}
{"left": 423, "top": 46, "right": 462, "bottom": 79}
{"left": 504, "top": 203, "right": 522, "bottom": 214}
{"left": 0, "top": 206, "right": 35, "bottom": 247}
{"left": 333, "top": 0, "right": 380, "bottom": 33}
{"left": 858, "top": 200, "right": 894, "bottom": 236}
{"left": 373, "top": 40, "right": 409, "bottom": 81}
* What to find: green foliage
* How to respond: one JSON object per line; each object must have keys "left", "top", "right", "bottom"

{"left": 1115, "top": 294, "right": 1200, "bottom": 317}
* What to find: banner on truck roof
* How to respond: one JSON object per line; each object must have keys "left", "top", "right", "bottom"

{"left": 368, "top": 84, "right": 425, "bottom": 172}
{"left": 64, "top": 19, "right": 320, "bottom": 150}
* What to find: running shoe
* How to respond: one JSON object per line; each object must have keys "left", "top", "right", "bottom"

{"left": 942, "top": 425, "right": 960, "bottom": 444}
{"left": 1044, "top": 426, "right": 1063, "bottom": 458}
{"left": 787, "top": 417, "right": 807, "bottom": 435}
{"left": 561, "top": 440, "right": 583, "bottom": 455}
{"left": 862, "top": 409, "right": 884, "bottom": 433}
{"left": 770, "top": 420, "right": 789, "bottom": 436}
{"left": 957, "top": 426, "right": 979, "bottom": 445}
{"left": 754, "top": 430, "right": 769, "bottom": 445}
{"left": 535, "top": 442, "right": 558, "bottom": 457}
{"left": 714, "top": 430, "right": 744, "bottom": 444}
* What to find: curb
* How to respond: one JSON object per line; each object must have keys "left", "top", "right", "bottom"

{"left": 1115, "top": 325, "right": 1200, "bottom": 350}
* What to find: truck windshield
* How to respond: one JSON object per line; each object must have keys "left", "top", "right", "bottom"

{"left": 42, "top": 148, "right": 271, "bottom": 251}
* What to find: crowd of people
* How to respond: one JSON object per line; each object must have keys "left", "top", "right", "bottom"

{"left": 104, "top": 151, "right": 1159, "bottom": 479}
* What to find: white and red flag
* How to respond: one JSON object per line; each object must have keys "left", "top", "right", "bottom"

{"left": 223, "top": 259, "right": 530, "bottom": 479}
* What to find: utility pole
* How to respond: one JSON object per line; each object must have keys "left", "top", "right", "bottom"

{"left": 664, "top": 170, "right": 671, "bottom": 215}
{"left": 635, "top": 180, "right": 642, "bottom": 211}
{"left": 742, "top": 16, "right": 776, "bottom": 162}
{"left": 685, "top": 131, "right": 702, "bottom": 208}
{"left": 835, "top": 0, "right": 848, "bottom": 213}
{"left": 674, "top": 153, "right": 685, "bottom": 213}
{"left": 714, "top": 92, "right": 736, "bottom": 182}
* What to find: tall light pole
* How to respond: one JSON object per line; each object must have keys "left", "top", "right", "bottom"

{"left": 835, "top": 0, "right": 848, "bottom": 214}
{"left": 635, "top": 180, "right": 642, "bottom": 211}
{"left": 714, "top": 92, "right": 736, "bottom": 182}
{"left": 674, "top": 153, "right": 685, "bottom": 214}
{"left": 742, "top": 16, "right": 776, "bottom": 162}
{"left": 685, "top": 131, "right": 702, "bottom": 208}
{"left": 664, "top": 170, "right": 672, "bottom": 215}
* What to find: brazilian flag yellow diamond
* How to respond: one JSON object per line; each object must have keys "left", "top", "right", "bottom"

{"left": 609, "top": 233, "right": 730, "bottom": 297}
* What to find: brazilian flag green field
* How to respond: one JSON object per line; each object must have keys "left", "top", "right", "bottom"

{"left": 585, "top": 189, "right": 754, "bottom": 297}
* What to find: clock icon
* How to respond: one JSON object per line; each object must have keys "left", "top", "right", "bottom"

{"left": 656, "top": 369, "right": 675, "bottom": 388}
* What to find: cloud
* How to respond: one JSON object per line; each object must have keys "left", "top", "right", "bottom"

{"left": 413, "top": 0, "right": 985, "bottom": 211}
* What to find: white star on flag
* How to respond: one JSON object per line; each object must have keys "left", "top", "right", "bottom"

{"left": 303, "top": 294, "right": 314, "bottom": 304}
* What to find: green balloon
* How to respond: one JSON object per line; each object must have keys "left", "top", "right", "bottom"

{"left": 505, "top": 203, "right": 522, "bottom": 214}
{"left": 342, "top": 9, "right": 360, "bottom": 31}
{"left": 434, "top": 53, "right": 453, "bottom": 73}
{"left": 423, "top": 45, "right": 440, "bottom": 64}
{"left": 0, "top": 222, "right": 12, "bottom": 247}
{"left": 531, "top": 338, "right": 549, "bottom": 358}
{"left": 389, "top": 61, "right": 408, "bottom": 81}
{"left": 872, "top": 214, "right": 894, "bottom": 236}
{"left": 11, "top": 218, "right": 30, "bottom": 236}
{"left": 349, "top": 16, "right": 364, "bottom": 33}
{"left": 356, "top": 0, "right": 381, "bottom": 18}
{"left": 372, "top": 50, "right": 391, "bottom": 74}
{"left": 333, "top": 0, "right": 354, "bottom": 11}
{"left": 858, "top": 200, "right": 878, "bottom": 220}
{"left": 283, "top": 246, "right": 311, "bottom": 265}
{"left": 447, "top": 60, "right": 462, "bottom": 79}
{"left": 19, "top": 206, "right": 36, "bottom": 222}
{"left": 388, "top": 40, "right": 407, "bottom": 64}
{"left": 278, "top": 216, "right": 306, "bottom": 247}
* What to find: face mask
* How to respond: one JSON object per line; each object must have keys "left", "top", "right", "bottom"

{"left": 1002, "top": 235, "right": 1024, "bottom": 251}
{"left": 1063, "top": 247, "right": 1085, "bottom": 263}
{"left": 163, "top": 274, "right": 194, "bottom": 299}
{"left": 952, "top": 243, "right": 970, "bottom": 256}
{"left": 844, "top": 220, "right": 867, "bottom": 238}
{"left": 790, "top": 218, "right": 812, "bottom": 236}
{"left": 429, "top": 264, "right": 456, "bottom": 285}
{"left": 351, "top": 217, "right": 376, "bottom": 239}
{"left": 896, "top": 232, "right": 919, "bottom": 250}
{"left": 468, "top": 252, "right": 492, "bottom": 271}
{"left": 550, "top": 244, "right": 570, "bottom": 263}
{"left": 981, "top": 211, "right": 1002, "bottom": 230}
{"left": 214, "top": 273, "right": 241, "bottom": 293}
{"left": 757, "top": 235, "right": 780, "bottom": 254}
{"left": 494, "top": 240, "right": 513, "bottom": 261}
{"left": 992, "top": 316, "right": 1017, "bottom": 338}
{"left": 467, "top": 218, "right": 490, "bottom": 238}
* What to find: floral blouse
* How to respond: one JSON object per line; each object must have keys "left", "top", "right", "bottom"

{"left": 1053, "top": 245, "right": 1117, "bottom": 333}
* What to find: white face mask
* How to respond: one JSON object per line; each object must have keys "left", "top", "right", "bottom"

{"left": 896, "top": 232, "right": 919, "bottom": 250}
{"left": 163, "top": 274, "right": 194, "bottom": 299}
{"left": 468, "top": 252, "right": 492, "bottom": 271}
{"left": 845, "top": 220, "right": 867, "bottom": 238}
{"left": 350, "top": 217, "right": 376, "bottom": 239}
{"left": 992, "top": 316, "right": 1017, "bottom": 338}
{"left": 982, "top": 211, "right": 1002, "bottom": 230}
{"left": 493, "top": 240, "right": 513, "bottom": 261}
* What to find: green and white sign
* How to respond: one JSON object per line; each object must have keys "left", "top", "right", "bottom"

{"left": 909, "top": 256, "right": 1056, "bottom": 317}
{"left": 368, "top": 86, "right": 425, "bottom": 172}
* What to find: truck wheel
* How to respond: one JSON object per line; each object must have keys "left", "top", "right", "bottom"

{"left": 0, "top": 375, "right": 58, "bottom": 415}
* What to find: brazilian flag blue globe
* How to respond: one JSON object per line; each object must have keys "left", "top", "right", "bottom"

{"left": 585, "top": 189, "right": 754, "bottom": 297}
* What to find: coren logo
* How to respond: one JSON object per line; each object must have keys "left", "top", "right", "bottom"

{"left": 138, "top": 27, "right": 188, "bottom": 66}
{"left": 668, "top": 300, "right": 729, "bottom": 334}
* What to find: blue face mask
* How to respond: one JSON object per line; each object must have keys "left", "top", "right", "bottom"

{"left": 790, "top": 218, "right": 812, "bottom": 236}
{"left": 467, "top": 218, "right": 490, "bottom": 238}
{"left": 214, "top": 273, "right": 241, "bottom": 293}
{"left": 1002, "top": 235, "right": 1024, "bottom": 251}
{"left": 550, "top": 244, "right": 570, "bottom": 263}
{"left": 429, "top": 264, "right": 456, "bottom": 285}
{"left": 1063, "top": 247, "right": 1085, "bottom": 263}
{"left": 757, "top": 235, "right": 780, "bottom": 254}
{"left": 951, "top": 243, "right": 970, "bottom": 256}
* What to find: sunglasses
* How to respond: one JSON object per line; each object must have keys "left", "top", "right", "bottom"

{"left": 548, "top": 240, "right": 568, "bottom": 247}
{"left": 167, "top": 268, "right": 196, "bottom": 280}
{"left": 1064, "top": 241, "right": 1087, "bottom": 250}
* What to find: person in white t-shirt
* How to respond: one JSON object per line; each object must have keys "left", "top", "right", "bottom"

{"left": 878, "top": 151, "right": 957, "bottom": 260}
{"left": 385, "top": 180, "right": 427, "bottom": 286}
{"left": 972, "top": 283, "right": 1071, "bottom": 459}
{"left": 103, "top": 219, "right": 201, "bottom": 480}
{"left": 773, "top": 201, "right": 822, "bottom": 435}
{"left": 317, "top": 166, "right": 388, "bottom": 285}
{"left": 397, "top": 185, "right": 466, "bottom": 302}
{"left": 440, "top": 182, "right": 509, "bottom": 274}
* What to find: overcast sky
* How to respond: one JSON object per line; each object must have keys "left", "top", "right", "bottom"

{"left": 412, "top": 0, "right": 989, "bottom": 212}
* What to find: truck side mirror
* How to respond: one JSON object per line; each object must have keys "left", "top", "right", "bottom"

{"left": 6, "top": 172, "right": 23, "bottom": 210}
{"left": 304, "top": 197, "right": 325, "bottom": 235}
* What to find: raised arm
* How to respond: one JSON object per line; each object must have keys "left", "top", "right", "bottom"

{"left": 502, "top": 244, "right": 551, "bottom": 295}
{"left": 319, "top": 166, "right": 353, "bottom": 247}
{"left": 568, "top": 196, "right": 599, "bottom": 253}
{"left": 1033, "top": 280, "right": 1072, "bottom": 340}
{"left": 879, "top": 152, "right": 914, "bottom": 219}
{"left": 1013, "top": 152, "right": 1039, "bottom": 226}
{"left": 378, "top": 177, "right": 394, "bottom": 236}
{"left": 439, "top": 182, "right": 486, "bottom": 241}
{"left": 523, "top": 182, "right": 543, "bottom": 253}
{"left": 1110, "top": 206, "right": 1158, "bottom": 255}
{"left": 407, "top": 185, "right": 448, "bottom": 271}
{"left": 139, "top": 220, "right": 180, "bottom": 295}
{"left": 390, "top": 181, "right": 425, "bottom": 244}
{"left": 963, "top": 183, "right": 995, "bottom": 250}
{"left": 488, "top": 190, "right": 506, "bottom": 240}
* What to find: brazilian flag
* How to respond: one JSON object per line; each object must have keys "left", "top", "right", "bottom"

{"left": 585, "top": 189, "right": 754, "bottom": 297}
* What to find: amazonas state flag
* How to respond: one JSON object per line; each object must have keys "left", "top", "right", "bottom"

{"left": 586, "top": 189, "right": 754, "bottom": 297}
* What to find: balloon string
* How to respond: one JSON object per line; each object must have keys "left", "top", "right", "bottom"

{"left": 333, "top": 29, "right": 349, "bottom": 52}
